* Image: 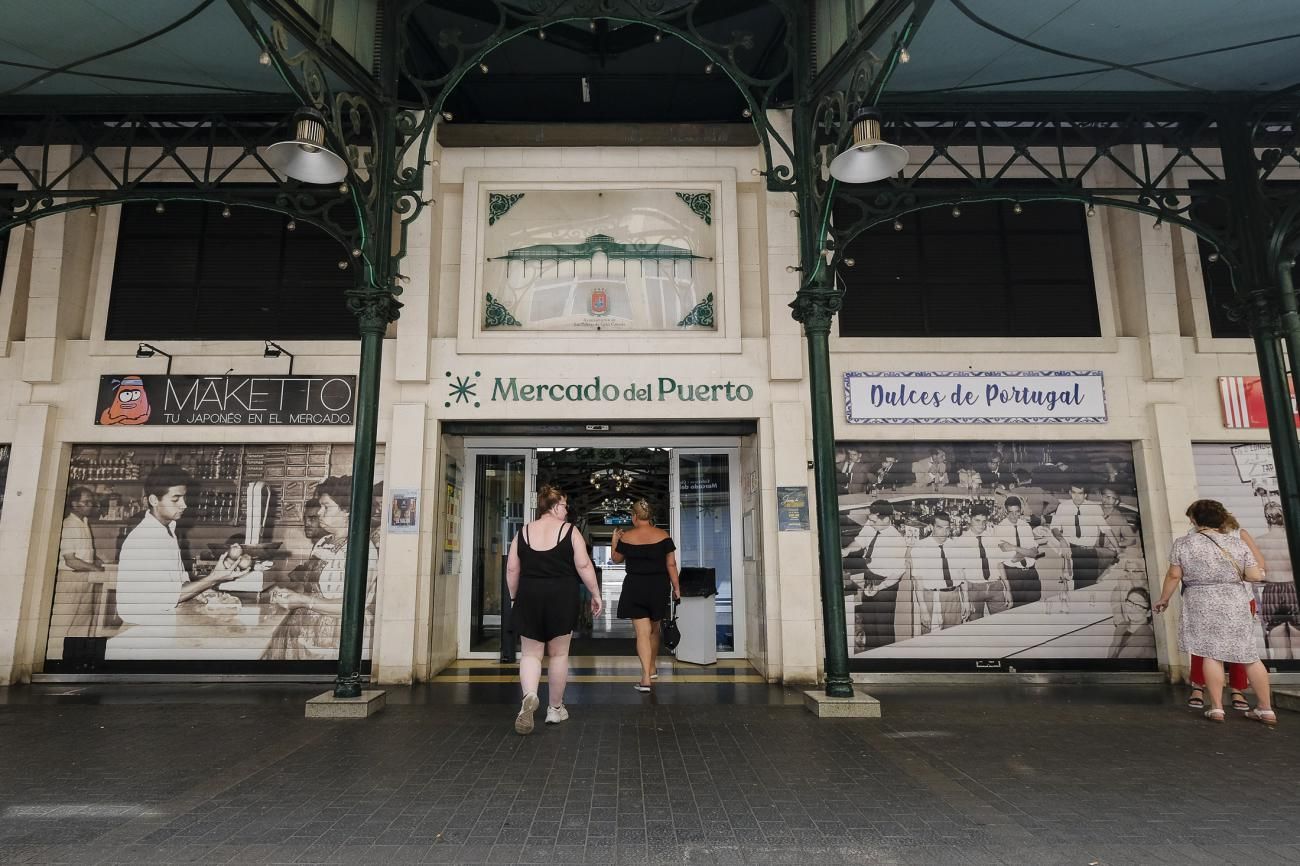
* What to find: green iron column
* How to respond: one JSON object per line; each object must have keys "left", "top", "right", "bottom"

{"left": 333, "top": 101, "right": 402, "bottom": 699}
{"left": 1220, "top": 110, "right": 1300, "bottom": 591}
{"left": 791, "top": 279, "right": 855, "bottom": 699}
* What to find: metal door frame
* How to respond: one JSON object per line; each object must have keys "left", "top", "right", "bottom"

{"left": 457, "top": 447, "right": 534, "bottom": 659}
{"left": 671, "top": 446, "right": 746, "bottom": 660}
{"left": 458, "top": 436, "right": 746, "bottom": 660}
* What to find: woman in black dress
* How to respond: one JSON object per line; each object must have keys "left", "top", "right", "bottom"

{"left": 506, "top": 485, "right": 603, "bottom": 734}
{"left": 611, "top": 500, "right": 680, "bottom": 691}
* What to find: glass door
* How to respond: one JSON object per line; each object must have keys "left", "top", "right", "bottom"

{"left": 464, "top": 451, "right": 533, "bottom": 655}
{"left": 672, "top": 449, "right": 744, "bottom": 654}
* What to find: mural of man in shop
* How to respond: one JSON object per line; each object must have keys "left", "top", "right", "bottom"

{"left": 837, "top": 441, "right": 1153, "bottom": 666}
{"left": 46, "top": 444, "right": 384, "bottom": 668}
{"left": 108, "top": 465, "right": 250, "bottom": 656}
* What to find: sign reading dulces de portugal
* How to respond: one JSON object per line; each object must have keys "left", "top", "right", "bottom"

{"left": 844, "top": 371, "right": 1107, "bottom": 424}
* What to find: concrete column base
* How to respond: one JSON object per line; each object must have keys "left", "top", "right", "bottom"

{"left": 305, "top": 690, "right": 386, "bottom": 719}
{"left": 803, "top": 687, "right": 881, "bottom": 718}
{"left": 1275, "top": 689, "right": 1300, "bottom": 714}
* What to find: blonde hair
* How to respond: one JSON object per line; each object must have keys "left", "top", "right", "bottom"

{"left": 631, "top": 499, "right": 653, "bottom": 522}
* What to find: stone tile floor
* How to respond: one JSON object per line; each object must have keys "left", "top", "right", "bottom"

{"left": 0, "top": 682, "right": 1297, "bottom": 864}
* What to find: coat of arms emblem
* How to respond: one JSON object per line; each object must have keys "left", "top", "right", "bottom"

{"left": 590, "top": 287, "right": 609, "bottom": 316}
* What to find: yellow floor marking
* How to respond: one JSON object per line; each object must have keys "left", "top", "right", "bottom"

{"left": 444, "top": 657, "right": 754, "bottom": 670}
{"left": 430, "top": 674, "right": 768, "bottom": 684}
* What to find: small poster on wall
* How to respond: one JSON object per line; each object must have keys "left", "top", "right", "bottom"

{"left": 389, "top": 488, "right": 419, "bottom": 533}
{"left": 776, "top": 486, "right": 809, "bottom": 531}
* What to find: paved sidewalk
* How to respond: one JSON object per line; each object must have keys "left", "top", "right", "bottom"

{"left": 0, "top": 682, "right": 1296, "bottom": 864}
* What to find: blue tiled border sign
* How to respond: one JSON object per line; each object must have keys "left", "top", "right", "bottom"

{"left": 844, "top": 371, "right": 1107, "bottom": 424}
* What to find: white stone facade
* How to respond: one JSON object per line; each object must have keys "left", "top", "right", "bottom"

{"left": 0, "top": 130, "right": 1283, "bottom": 686}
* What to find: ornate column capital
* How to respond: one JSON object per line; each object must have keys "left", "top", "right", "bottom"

{"left": 790, "top": 280, "right": 842, "bottom": 336}
{"left": 1238, "top": 289, "right": 1282, "bottom": 338}
{"left": 346, "top": 286, "right": 403, "bottom": 336}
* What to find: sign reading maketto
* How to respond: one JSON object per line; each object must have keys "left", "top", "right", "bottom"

{"left": 844, "top": 371, "right": 1106, "bottom": 424}
{"left": 96, "top": 375, "right": 357, "bottom": 426}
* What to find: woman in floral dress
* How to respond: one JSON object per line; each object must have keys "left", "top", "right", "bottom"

{"left": 1155, "top": 499, "right": 1275, "bottom": 725}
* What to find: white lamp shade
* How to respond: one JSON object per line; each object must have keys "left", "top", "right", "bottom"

{"left": 829, "top": 140, "right": 909, "bottom": 184}
{"left": 829, "top": 110, "right": 908, "bottom": 183}
{"left": 264, "top": 114, "right": 348, "bottom": 184}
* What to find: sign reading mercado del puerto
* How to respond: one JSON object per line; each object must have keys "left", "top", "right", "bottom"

{"left": 480, "top": 188, "right": 717, "bottom": 332}
{"left": 845, "top": 371, "right": 1107, "bottom": 425}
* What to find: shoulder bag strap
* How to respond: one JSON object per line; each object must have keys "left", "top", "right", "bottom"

{"left": 1197, "top": 530, "right": 1245, "bottom": 579}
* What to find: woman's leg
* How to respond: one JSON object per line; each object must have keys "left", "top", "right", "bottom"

{"left": 1201, "top": 657, "right": 1226, "bottom": 711}
{"left": 632, "top": 617, "right": 654, "bottom": 686}
{"left": 1243, "top": 660, "right": 1273, "bottom": 711}
{"left": 519, "top": 637, "right": 544, "bottom": 698}
{"left": 1189, "top": 654, "right": 1205, "bottom": 688}
{"left": 546, "top": 633, "right": 571, "bottom": 707}
{"left": 1227, "top": 662, "right": 1249, "bottom": 693}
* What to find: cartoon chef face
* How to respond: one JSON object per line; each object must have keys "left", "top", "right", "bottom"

{"left": 99, "top": 375, "right": 152, "bottom": 425}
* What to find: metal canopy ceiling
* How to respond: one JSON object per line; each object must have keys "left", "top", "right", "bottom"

{"left": 0, "top": 1, "right": 1297, "bottom": 115}
{"left": 0, "top": 0, "right": 298, "bottom": 100}
{"left": 403, "top": 1, "right": 790, "bottom": 123}
{"left": 887, "top": 0, "right": 1300, "bottom": 97}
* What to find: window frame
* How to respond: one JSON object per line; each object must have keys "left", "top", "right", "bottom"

{"left": 832, "top": 183, "right": 1112, "bottom": 348}
{"left": 102, "top": 196, "right": 360, "bottom": 343}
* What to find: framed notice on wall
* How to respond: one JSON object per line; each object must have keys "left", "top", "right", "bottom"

{"left": 479, "top": 188, "right": 717, "bottom": 333}
{"left": 457, "top": 170, "right": 742, "bottom": 355}
{"left": 389, "top": 488, "right": 419, "bottom": 533}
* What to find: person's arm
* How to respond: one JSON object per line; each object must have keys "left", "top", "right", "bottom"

{"left": 610, "top": 528, "right": 626, "bottom": 564}
{"left": 863, "top": 533, "right": 904, "bottom": 592}
{"left": 506, "top": 534, "right": 521, "bottom": 602}
{"left": 1240, "top": 529, "right": 1266, "bottom": 578}
{"left": 570, "top": 529, "right": 604, "bottom": 614}
{"left": 666, "top": 549, "right": 680, "bottom": 599}
{"left": 63, "top": 553, "right": 102, "bottom": 572}
{"left": 842, "top": 524, "right": 869, "bottom": 558}
{"left": 1153, "top": 563, "right": 1183, "bottom": 613}
{"left": 176, "top": 559, "right": 247, "bottom": 605}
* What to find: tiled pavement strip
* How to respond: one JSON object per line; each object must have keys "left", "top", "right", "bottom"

{"left": 1, "top": 683, "right": 1298, "bottom": 865}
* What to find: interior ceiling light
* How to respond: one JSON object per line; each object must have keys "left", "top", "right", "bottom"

{"left": 264, "top": 109, "right": 348, "bottom": 185}
{"left": 828, "top": 106, "right": 908, "bottom": 184}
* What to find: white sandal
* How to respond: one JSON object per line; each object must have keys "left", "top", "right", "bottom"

{"left": 1203, "top": 708, "right": 1225, "bottom": 723}
{"left": 1244, "top": 708, "right": 1278, "bottom": 727}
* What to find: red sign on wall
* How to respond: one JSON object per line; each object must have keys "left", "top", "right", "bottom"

{"left": 1218, "top": 376, "right": 1300, "bottom": 429}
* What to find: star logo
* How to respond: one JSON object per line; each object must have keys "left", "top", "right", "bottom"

{"left": 445, "top": 371, "right": 481, "bottom": 408}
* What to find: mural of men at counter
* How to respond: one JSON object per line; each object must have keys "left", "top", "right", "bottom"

{"left": 44, "top": 444, "right": 383, "bottom": 667}
{"left": 837, "top": 441, "right": 1153, "bottom": 666}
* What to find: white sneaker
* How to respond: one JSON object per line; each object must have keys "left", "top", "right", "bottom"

{"left": 514, "top": 693, "right": 539, "bottom": 735}
{"left": 545, "top": 704, "right": 569, "bottom": 725}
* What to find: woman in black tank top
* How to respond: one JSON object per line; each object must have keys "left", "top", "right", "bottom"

{"left": 505, "top": 485, "right": 603, "bottom": 735}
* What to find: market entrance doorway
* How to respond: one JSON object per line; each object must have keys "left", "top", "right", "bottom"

{"left": 459, "top": 440, "right": 743, "bottom": 660}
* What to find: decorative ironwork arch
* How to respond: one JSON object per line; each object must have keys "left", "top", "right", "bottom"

{"left": 390, "top": 0, "right": 802, "bottom": 191}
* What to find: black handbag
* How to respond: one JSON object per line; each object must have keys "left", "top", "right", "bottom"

{"left": 662, "top": 601, "right": 681, "bottom": 651}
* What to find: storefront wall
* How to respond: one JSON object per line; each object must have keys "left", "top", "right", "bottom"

{"left": 0, "top": 135, "right": 1290, "bottom": 685}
